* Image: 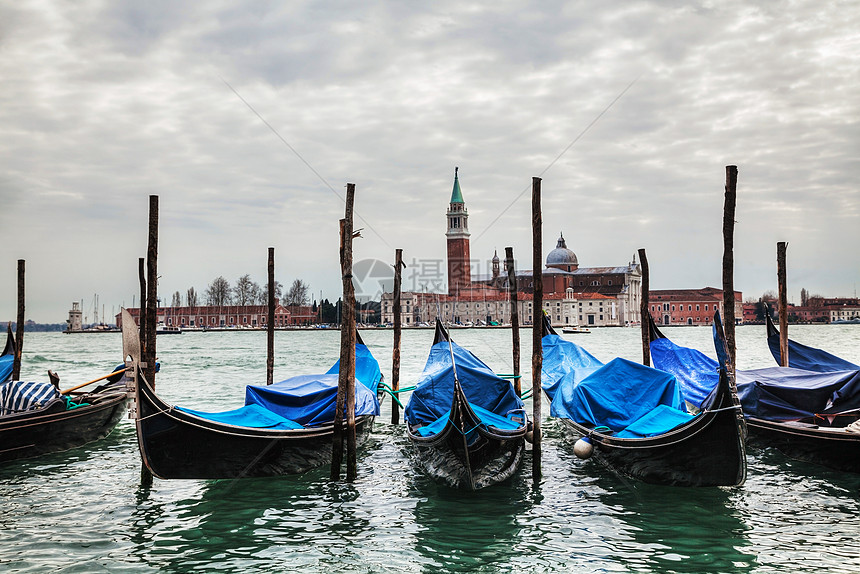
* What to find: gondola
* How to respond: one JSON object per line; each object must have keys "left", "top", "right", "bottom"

{"left": 543, "top": 314, "right": 746, "bottom": 487}
{"left": 650, "top": 314, "right": 860, "bottom": 473}
{"left": 765, "top": 314, "right": 859, "bottom": 372}
{"left": 0, "top": 325, "right": 129, "bottom": 464}
{"left": 404, "top": 319, "right": 528, "bottom": 489}
{"left": 123, "top": 310, "right": 382, "bottom": 479}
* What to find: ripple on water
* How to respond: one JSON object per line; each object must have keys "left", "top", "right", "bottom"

{"left": 3, "top": 329, "right": 860, "bottom": 572}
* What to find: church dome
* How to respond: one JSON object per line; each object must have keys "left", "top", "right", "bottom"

{"left": 546, "top": 233, "right": 578, "bottom": 270}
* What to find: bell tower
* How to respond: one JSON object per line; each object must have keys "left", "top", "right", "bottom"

{"left": 446, "top": 167, "right": 471, "bottom": 295}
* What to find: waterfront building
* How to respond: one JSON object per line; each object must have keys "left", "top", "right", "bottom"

{"left": 380, "top": 168, "right": 645, "bottom": 327}
{"left": 648, "top": 288, "right": 743, "bottom": 326}
{"left": 116, "top": 304, "right": 316, "bottom": 329}
{"left": 747, "top": 296, "right": 860, "bottom": 324}
{"left": 66, "top": 301, "right": 83, "bottom": 332}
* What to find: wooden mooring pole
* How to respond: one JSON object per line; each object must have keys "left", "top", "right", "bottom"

{"left": 638, "top": 248, "right": 650, "bottom": 366}
{"left": 530, "top": 177, "right": 543, "bottom": 482}
{"left": 777, "top": 242, "right": 789, "bottom": 367}
{"left": 722, "top": 166, "right": 738, "bottom": 369}
{"left": 144, "top": 195, "right": 158, "bottom": 388}
{"left": 391, "top": 248, "right": 405, "bottom": 425}
{"left": 141, "top": 195, "right": 158, "bottom": 485}
{"left": 138, "top": 258, "right": 147, "bottom": 354}
{"left": 12, "top": 259, "right": 24, "bottom": 381}
{"left": 332, "top": 183, "right": 357, "bottom": 481}
{"left": 267, "top": 247, "right": 275, "bottom": 385}
{"left": 505, "top": 247, "right": 521, "bottom": 397}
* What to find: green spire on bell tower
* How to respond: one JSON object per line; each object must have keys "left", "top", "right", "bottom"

{"left": 450, "top": 166, "right": 464, "bottom": 204}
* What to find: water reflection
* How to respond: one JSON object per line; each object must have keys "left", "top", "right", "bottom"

{"left": 594, "top": 477, "right": 756, "bottom": 573}
{"left": 8, "top": 329, "right": 860, "bottom": 573}
{"left": 129, "top": 469, "right": 376, "bottom": 572}
{"left": 409, "top": 474, "right": 532, "bottom": 573}
{"left": 127, "top": 437, "right": 404, "bottom": 573}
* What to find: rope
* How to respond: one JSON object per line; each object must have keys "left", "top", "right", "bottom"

{"left": 704, "top": 405, "right": 743, "bottom": 413}
{"left": 137, "top": 404, "right": 174, "bottom": 422}
{"left": 377, "top": 382, "right": 415, "bottom": 394}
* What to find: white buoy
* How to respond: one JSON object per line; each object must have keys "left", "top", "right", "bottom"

{"left": 574, "top": 437, "right": 593, "bottom": 459}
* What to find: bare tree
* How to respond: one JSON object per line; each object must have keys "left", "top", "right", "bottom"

{"left": 800, "top": 288, "right": 809, "bottom": 306}
{"left": 284, "top": 279, "right": 310, "bottom": 306}
{"left": 187, "top": 286, "right": 198, "bottom": 307}
{"left": 260, "top": 280, "right": 283, "bottom": 305}
{"left": 761, "top": 290, "right": 778, "bottom": 301}
{"left": 171, "top": 291, "right": 182, "bottom": 307}
{"left": 233, "top": 274, "right": 260, "bottom": 306}
{"left": 206, "top": 276, "right": 232, "bottom": 306}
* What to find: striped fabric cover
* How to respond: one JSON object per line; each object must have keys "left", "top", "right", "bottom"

{"left": 0, "top": 381, "right": 60, "bottom": 416}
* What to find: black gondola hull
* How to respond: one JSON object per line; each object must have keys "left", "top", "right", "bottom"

{"left": 560, "top": 378, "right": 746, "bottom": 487}
{"left": 746, "top": 418, "right": 860, "bottom": 473}
{"left": 0, "top": 391, "right": 128, "bottom": 463}
{"left": 406, "top": 383, "right": 526, "bottom": 490}
{"left": 135, "top": 378, "right": 374, "bottom": 479}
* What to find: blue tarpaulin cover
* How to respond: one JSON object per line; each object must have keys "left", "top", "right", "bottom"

{"left": 246, "top": 373, "right": 380, "bottom": 428}
{"left": 176, "top": 403, "right": 304, "bottom": 430}
{"left": 735, "top": 367, "right": 860, "bottom": 421}
{"left": 404, "top": 339, "right": 523, "bottom": 429}
{"left": 649, "top": 337, "right": 720, "bottom": 408}
{"left": 0, "top": 354, "right": 12, "bottom": 385}
{"left": 415, "top": 403, "right": 525, "bottom": 437}
{"left": 651, "top": 331, "right": 860, "bottom": 422}
{"left": 550, "top": 357, "right": 692, "bottom": 437}
{"left": 767, "top": 331, "right": 859, "bottom": 373}
{"left": 616, "top": 404, "right": 694, "bottom": 438}
{"left": 541, "top": 333, "right": 604, "bottom": 401}
{"left": 179, "top": 342, "right": 382, "bottom": 429}
{"left": 326, "top": 343, "right": 383, "bottom": 392}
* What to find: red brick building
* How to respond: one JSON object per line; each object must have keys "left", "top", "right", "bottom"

{"left": 648, "top": 287, "right": 743, "bottom": 326}
{"left": 117, "top": 304, "right": 316, "bottom": 329}
{"left": 382, "top": 168, "right": 643, "bottom": 327}
{"left": 446, "top": 167, "right": 471, "bottom": 296}
{"left": 743, "top": 296, "right": 860, "bottom": 324}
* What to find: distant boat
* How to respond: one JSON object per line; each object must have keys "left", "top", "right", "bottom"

{"left": 561, "top": 326, "right": 591, "bottom": 334}
{"left": 404, "top": 319, "right": 528, "bottom": 489}
{"left": 156, "top": 323, "right": 182, "bottom": 335}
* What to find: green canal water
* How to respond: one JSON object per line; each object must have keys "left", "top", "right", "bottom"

{"left": 2, "top": 325, "right": 860, "bottom": 572}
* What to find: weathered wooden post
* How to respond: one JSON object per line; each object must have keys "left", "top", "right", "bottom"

{"left": 139, "top": 195, "right": 158, "bottom": 485}
{"left": 531, "top": 177, "right": 543, "bottom": 482}
{"left": 144, "top": 195, "right": 158, "bottom": 388}
{"left": 722, "top": 166, "right": 738, "bottom": 368}
{"left": 332, "top": 183, "right": 358, "bottom": 481}
{"left": 138, "top": 258, "right": 147, "bottom": 354}
{"left": 505, "top": 247, "right": 521, "bottom": 396}
{"left": 638, "top": 248, "right": 650, "bottom": 366}
{"left": 777, "top": 242, "right": 789, "bottom": 367}
{"left": 267, "top": 247, "right": 275, "bottom": 385}
{"left": 12, "top": 260, "right": 24, "bottom": 381}
{"left": 391, "top": 248, "right": 405, "bottom": 424}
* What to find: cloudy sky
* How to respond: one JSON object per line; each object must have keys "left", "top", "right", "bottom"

{"left": 2, "top": 0, "right": 858, "bottom": 323}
